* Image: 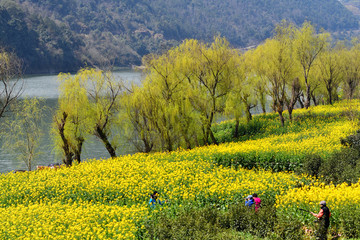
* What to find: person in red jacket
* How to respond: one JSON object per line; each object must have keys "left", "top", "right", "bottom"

{"left": 311, "top": 201, "right": 331, "bottom": 240}
{"left": 252, "top": 193, "right": 261, "bottom": 212}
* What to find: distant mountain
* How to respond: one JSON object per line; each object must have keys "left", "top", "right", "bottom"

{"left": 0, "top": 0, "right": 359, "bottom": 74}
{"left": 340, "top": 0, "right": 360, "bottom": 17}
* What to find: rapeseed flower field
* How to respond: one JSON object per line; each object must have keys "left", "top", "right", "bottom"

{"left": 0, "top": 155, "right": 309, "bottom": 239}
{"left": 1, "top": 100, "right": 359, "bottom": 239}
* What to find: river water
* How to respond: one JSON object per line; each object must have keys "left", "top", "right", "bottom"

{"left": 0, "top": 70, "right": 144, "bottom": 173}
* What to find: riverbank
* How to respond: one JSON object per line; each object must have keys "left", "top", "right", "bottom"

{"left": 0, "top": 70, "right": 143, "bottom": 173}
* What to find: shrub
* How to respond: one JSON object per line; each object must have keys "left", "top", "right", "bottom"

{"left": 319, "top": 148, "right": 360, "bottom": 184}
{"left": 298, "top": 154, "right": 324, "bottom": 178}
{"left": 143, "top": 205, "right": 226, "bottom": 240}
{"left": 144, "top": 204, "right": 278, "bottom": 239}
{"left": 339, "top": 207, "right": 360, "bottom": 239}
{"left": 273, "top": 214, "right": 305, "bottom": 240}
{"left": 213, "top": 119, "right": 266, "bottom": 143}
{"left": 340, "top": 129, "right": 360, "bottom": 152}
{"left": 225, "top": 204, "right": 277, "bottom": 238}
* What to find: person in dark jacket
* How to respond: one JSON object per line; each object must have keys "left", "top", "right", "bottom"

{"left": 149, "top": 191, "right": 166, "bottom": 208}
{"left": 311, "top": 200, "right": 331, "bottom": 240}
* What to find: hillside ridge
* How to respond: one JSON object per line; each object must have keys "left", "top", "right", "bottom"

{"left": 0, "top": 0, "right": 358, "bottom": 73}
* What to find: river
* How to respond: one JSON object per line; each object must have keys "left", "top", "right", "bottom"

{"left": 0, "top": 70, "right": 144, "bottom": 173}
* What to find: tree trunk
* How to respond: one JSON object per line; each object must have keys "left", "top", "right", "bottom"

{"left": 209, "top": 127, "right": 218, "bottom": 145}
{"left": 57, "top": 112, "right": 73, "bottom": 166}
{"left": 245, "top": 105, "right": 252, "bottom": 123}
{"left": 288, "top": 108, "right": 293, "bottom": 122}
{"left": 73, "top": 137, "right": 84, "bottom": 164}
{"left": 327, "top": 87, "right": 333, "bottom": 105}
{"left": 166, "top": 134, "right": 173, "bottom": 152}
{"left": 96, "top": 125, "right": 117, "bottom": 158}
{"left": 183, "top": 134, "right": 192, "bottom": 150}
{"left": 142, "top": 137, "right": 153, "bottom": 153}
{"left": 311, "top": 92, "right": 318, "bottom": 106}
{"left": 261, "top": 104, "right": 266, "bottom": 114}
{"left": 278, "top": 111, "right": 285, "bottom": 127}
{"left": 287, "top": 77, "right": 301, "bottom": 122}
{"left": 305, "top": 84, "right": 311, "bottom": 109}
{"left": 298, "top": 93, "right": 305, "bottom": 108}
{"left": 234, "top": 118, "right": 240, "bottom": 138}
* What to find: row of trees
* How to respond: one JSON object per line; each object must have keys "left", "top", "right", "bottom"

{"left": 3, "top": 21, "right": 360, "bottom": 169}
{"left": 124, "top": 21, "right": 360, "bottom": 153}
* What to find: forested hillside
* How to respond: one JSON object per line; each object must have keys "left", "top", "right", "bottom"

{"left": 340, "top": 0, "right": 360, "bottom": 16}
{"left": 0, "top": 0, "right": 358, "bottom": 73}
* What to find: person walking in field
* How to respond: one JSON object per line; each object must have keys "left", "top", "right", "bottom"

{"left": 311, "top": 201, "right": 331, "bottom": 240}
{"left": 149, "top": 191, "right": 166, "bottom": 208}
{"left": 252, "top": 193, "right": 261, "bottom": 212}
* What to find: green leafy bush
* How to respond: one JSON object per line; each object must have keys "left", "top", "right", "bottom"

{"left": 273, "top": 214, "right": 305, "bottom": 240}
{"left": 144, "top": 205, "right": 226, "bottom": 240}
{"left": 213, "top": 151, "right": 303, "bottom": 172}
{"left": 319, "top": 148, "right": 360, "bottom": 184}
{"left": 213, "top": 119, "right": 266, "bottom": 143}
{"left": 298, "top": 154, "right": 324, "bottom": 178}
{"left": 340, "top": 129, "right": 360, "bottom": 152}
{"left": 144, "top": 203, "right": 279, "bottom": 239}
{"left": 339, "top": 207, "right": 360, "bottom": 239}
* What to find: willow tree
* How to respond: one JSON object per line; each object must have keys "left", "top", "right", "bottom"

{"left": 224, "top": 53, "right": 246, "bottom": 138}
{"left": 294, "top": 21, "right": 329, "bottom": 109}
{"left": 141, "top": 51, "right": 184, "bottom": 152}
{"left": 315, "top": 44, "right": 343, "bottom": 105}
{"left": 226, "top": 50, "right": 258, "bottom": 131}
{"left": 141, "top": 49, "right": 200, "bottom": 151}
{"left": 122, "top": 84, "right": 157, "bottom": 153}
{"left": 0, "top": 49, "right": 23, "bottom": 120}
{"left": 186, "top": 37, "right": 238, "bottom": 145}
{"left": 341, "top": 40, "right": 360, "bottom": 99}
{"left": 52, "top": 72, "right": 91, "bottom": 166}
{"left": 80, "top": 68, "right": 123, "bottom": 158}
{"left": 253, "top": 23, "right": 297, "bottom": 126}
{"left": 170, "top": 40, "right": 207, "bottom": 148}
{"left": 2, "top": 98, "right": 46, "bottom": 171}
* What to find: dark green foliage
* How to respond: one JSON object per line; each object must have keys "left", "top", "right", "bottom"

{"left": 300, "top": 154, "right": 324, "bottom": 178}
{"left": 273, "top": 214, "right": 305, "bottom": 240}
{"left": 213, "top": 151, "right": 303, "bottom": 172}
{"left": 295, "top": 148, "right": 360, "bottom": 185}
{"left": 319, "top": 148, "right": 360, "bottom": 184}
{"left": 0, "top": 0, "right": 358, "bottom": 73}
{"left": 144, "top": 205, "right": 227, "bottom": 240}
{"left": 143, "top": 204, "right": 280, "bottom": 239}
{"left": 340, "top": 129, "right": 360, "bottom": 152}
{"left": 142, "top": 201, "right": 359, "bottom": 239}
{"left": 226, "top": 205, "right": 276, "bottom": 238}
{"left": 339, "top": 207, "right": 360, "bottom": 239}
{"left": 213, "top": 119, "right": 265, "bottom": 143}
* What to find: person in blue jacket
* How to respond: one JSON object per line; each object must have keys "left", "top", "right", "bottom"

{"left": 245, "top": 195, "right": 254, "bottom": 208}
{"left": 149, "top": 191, "right": 166, "bottom": 208}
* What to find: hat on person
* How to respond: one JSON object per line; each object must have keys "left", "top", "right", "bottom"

{"left": 320, "top": 200, "right": 326, "bottom": 206}
{"left": 245, "top": 195, "right": 252, "bottom": 199}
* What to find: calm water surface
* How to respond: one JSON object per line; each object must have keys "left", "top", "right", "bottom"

{"left": 0, "top": 70, "right": 144, "bottom": 173}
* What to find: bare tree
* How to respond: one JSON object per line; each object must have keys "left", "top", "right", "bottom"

{"left": 0, "top": 49, "right": 23, "bottom": 119}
